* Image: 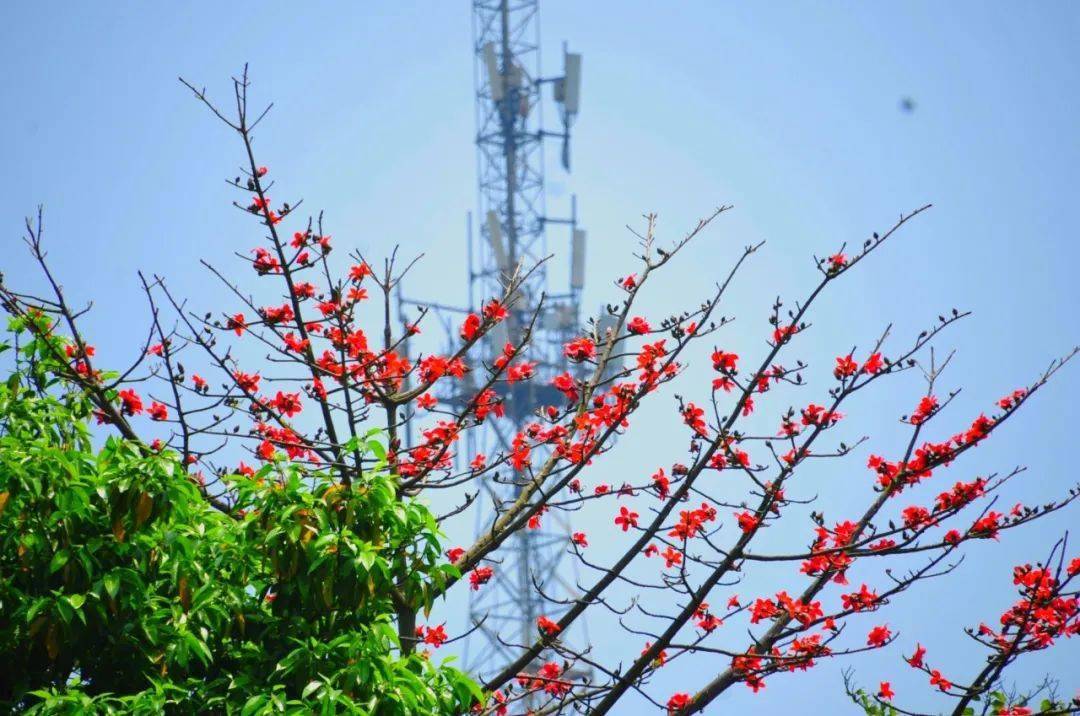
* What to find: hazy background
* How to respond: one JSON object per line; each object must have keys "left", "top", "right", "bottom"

{"left": 2, "top": 2, "right": 1078, "bottom": 712}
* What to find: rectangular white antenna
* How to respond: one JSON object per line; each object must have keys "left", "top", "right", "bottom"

{"left": 571, "top": 228, "right": 586, "bottom": 289}
{"left": 486, "top": 210, "right": 510, "bottom": 273}
{"left": 483, "top": 43, "right": 504, "bottom": 101}
{"left": 563, "top": 52, "right": 581, "bottom": 114}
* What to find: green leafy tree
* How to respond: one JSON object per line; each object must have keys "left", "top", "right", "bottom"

{"left": 0, "top": 320, "right": 479, "bottom": 714}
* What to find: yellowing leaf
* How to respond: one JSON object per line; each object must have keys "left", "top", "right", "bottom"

{"left": 135, "top": 492, "right": 153, "bottom": 527}
{"left": 179, "top": 576, "right": 192, "bottom": 612}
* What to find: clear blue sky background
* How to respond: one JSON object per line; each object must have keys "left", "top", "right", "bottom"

{"left": 2, "top": 2, "right": 1078, "bottom": 713}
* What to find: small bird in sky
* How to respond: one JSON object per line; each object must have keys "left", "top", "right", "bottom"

{"left": 899, "top": 96, "right": 917, "bottom": 113}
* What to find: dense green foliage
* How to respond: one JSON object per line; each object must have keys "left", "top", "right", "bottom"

{"left": 0, "top": 322, "right": 480, "bottom": 714}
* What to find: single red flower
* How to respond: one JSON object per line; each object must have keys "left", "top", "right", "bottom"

{"left": 233, "top": 371, "right": 261, "bottom": 394}
{"left": 614, "top": 506, "right": 639, "bottom": 532}
{"left": 421, "top": 623, "right": 448, "bottom": 648}
{"left": 469, "top": 566, "right": 494, "bottom": 590}
{"left": 862, "top": 352, "right": 884, "bottom": 374}
{"left": 666, "top": 693, "right": 691, "bottom": 713}
{"left": 772, "top": 324, "right": 798, "bottom": 344}
{"left": 349, "top": 262, "right": 372, "bottom": 282}
{"left": 536, "top": 616, "right": 561, "bottom": 635}
{"left": 148, "top": 402, "right": 168, "bottom": 421}
{"left": 834, "top": 354, "right": 858, "bottom": 379}
{"left": 627, "top": 316, "right": 650, "bottom": 334}
{"left": 911, "top": 395, "right": 938, "bottom": 425}
{"left": 907, "top": 643, "right": 926, "bottom": 668}
{"left": 482, "top": 299, "right": 508, "bottom": 322}
{"left": 735, "top": 511, "right": 760, "bottom": 533}
{"left": 118, "top": 389, "right": 143, "bottom": 416}
{"left": 271, "top": 391, "right": 303, "bottom": 418}
{"left": 460, "top": 313, "right": 481, "bottom": 341}
{"left": 251, "top": 247, "right": 280, "bottom": 274}
{"left": 929, "top": 669, "right": 952, "bottom": 692}
{"left": 866, "top": 624, "right": 891, "bottom": 647}
{"left": 256, "top": 440, "right": 276, "bottom": 461}
{"left": 661, "top": 546, "right": 683, "bottom": 568}
{"left": 564, "top": 337, "right": 597, "bottom": 362}
{"left": 711, "top": 349, "right": 739, "bottom": 373}
{"left": 227, "top": 313, "right": 247, "bottom": 336}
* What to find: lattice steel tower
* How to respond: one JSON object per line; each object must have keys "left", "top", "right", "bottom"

{"left": 465, "top": 0, "right": 585, "bottom": 675}
{"left": 400, "top": 0, "right": 585, "bottom": 679}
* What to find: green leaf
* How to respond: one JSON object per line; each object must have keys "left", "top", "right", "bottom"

{"left": 104, "top": 572, "right": 120, "bottom": 598}
{"left": 48, "top": 549, "right": 70, "bottom": 573}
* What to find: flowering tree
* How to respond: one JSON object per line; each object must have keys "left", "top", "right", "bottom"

{"left": 2, "top": 68, "right": 1077, "bottom": 714}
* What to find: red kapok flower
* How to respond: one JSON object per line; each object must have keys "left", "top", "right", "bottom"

{"left": 148, "top": 402, "right": 168, "bottom": 421}
{"left": 469, "top": 566, "right": 494, "bottom": 590}
{"left": 421, "top": 623, "right": 448, "bottom": 648}
{"left": 256, "top": 440, "right": 276, "bottom": 461}
{"left": 667, "top": 693, "right": 691, "bottom": 713}
{"left": 627, "top": 316, "right": 650, "bottom": 334}
{"left": 735, "top": 511, "right": 760, "bottom": 533}
{"left": 460, "top": 313, "right": 481, "bottom": 341}
{"left": 564, "top": 337, "right": 596, "bottom": 362}
{"left": 834, "top": 354, "right": 858, "bottom": 379}
{"left": 866, "top": 624, "right": 892, "bottom": 647}
{"left": 929, "top": 669, "right": 952, "bottom": 692}
{"left": 862, "top": 352, "right": 884, "bottom": 374}
{"left": 614, "top": 506, "right": 639, "bottom": 532}
{"left": 118, "top": 389, "right": 143, "bottom": 416}
{"left": 536, "top": 616, "right": 561, "bottom": 636}
{"left": 907, "top": 643, "right": 926, "bottom": 668}
{"left": 271, "top": 391, "right": 303, "bottom": 418}
{"left": 227, "top": 313, "right": 247, "bottom": 336}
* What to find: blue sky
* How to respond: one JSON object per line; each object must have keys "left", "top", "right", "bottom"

{"left": 2, "top": 2, "right": 1078, "bottom": 712}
